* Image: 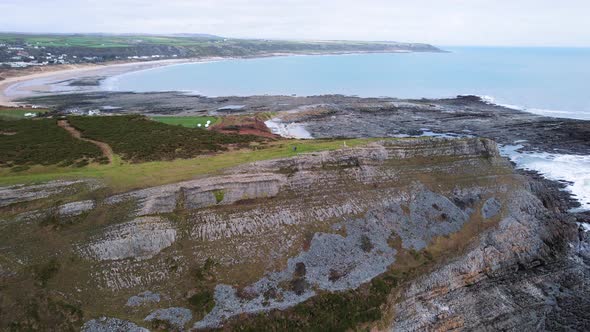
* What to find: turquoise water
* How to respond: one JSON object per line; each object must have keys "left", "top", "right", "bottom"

{"left": 104, "top": 47, "right": 590, "bottom": 120}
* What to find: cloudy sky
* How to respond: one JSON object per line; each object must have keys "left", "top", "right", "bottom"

{"left": 1, "top": 0, "right": 589, "bottom": 46}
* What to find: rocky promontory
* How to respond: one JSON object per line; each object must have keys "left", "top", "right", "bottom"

{"left": 1, "top": 136, "right": 587, "bottom": 331}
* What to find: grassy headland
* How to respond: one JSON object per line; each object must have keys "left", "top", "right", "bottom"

{"left": 0, "top": 114, "right": 379, "bottom": 192}
{"left": 0, "top": 137, "right": 377, "bottom": 193}
{"left": 0, "top": 33, "right": 441, "bottom": 69}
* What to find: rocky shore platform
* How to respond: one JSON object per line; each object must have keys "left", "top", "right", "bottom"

{"left": 23, "top": 93, "right": 590, "bottom": 155}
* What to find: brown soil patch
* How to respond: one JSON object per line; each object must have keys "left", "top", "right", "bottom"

{"left": 211, "top": 115, "right": 279, "bottom": 139}
{"left": 57, "top": 119, "right": 114, "bottom": 163}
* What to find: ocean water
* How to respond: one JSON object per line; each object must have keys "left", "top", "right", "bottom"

{"left": 104, "top": 47, "right": 590, "bottom": 120}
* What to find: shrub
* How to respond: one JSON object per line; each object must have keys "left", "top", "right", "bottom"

{"left": 68, "top": 115, "right": 260, "bottom": 162}
{"left": 33, "top": 258, "right": 60, "bottom": 287}
{"left": 213, "top": 190, "right": 225, "bottom": 204}
{"left": 0, "top": 119, "right": 102, "bottom": 167}
{"left": 188, "top": 290, "right": 215, "bottom": 311}
{"left": 360, "top": 235, "right": 374, "bottom": 252}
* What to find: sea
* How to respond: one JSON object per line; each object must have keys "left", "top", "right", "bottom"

{"left": 103, "top": 47, "right": 590, "bottom": 210}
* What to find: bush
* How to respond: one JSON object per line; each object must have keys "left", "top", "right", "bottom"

{"left": 360, "top": 235, "right": 374, "bottom": 252}
{"left": 33, "top": 258, "right": 60, "bottom": 287}
{"left": 0, "top": 119, "right": 102, "bottom": 167}
{"left": 213, "top": 190, "right": 225, "bottom": 204}
{"left": 68, "top": 115, "right": 260, "bottom": 162}
{"left": 188, "top": 290, "right": 215, "bottom": 311}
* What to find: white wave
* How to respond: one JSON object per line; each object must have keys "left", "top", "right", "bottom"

{"left": 500, "top": 145, "right": 590, "bottom": 211}
{"left": 475, "top": 95, "right": 590, "bottom": 121}
{"left": 264, "top": 119, "right": 313, "bottom": 139}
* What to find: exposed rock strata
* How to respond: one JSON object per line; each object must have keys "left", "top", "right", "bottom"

{"left": 107, "top": 173, "right": 286, "bottom": 216}
{"left": 0, "top": 179, "right": 101, "bottom": 208}
{"left": 81, "top": 216, "right": 176, "bottom": 261}
{"left": 126, "top": 291, "right": 161, "bottom": 307}
{"left": 390, "top": 207, "right": 589, "bottom": 331}
{"left": 2, "top": 136, "right": 587, "bottom": 331}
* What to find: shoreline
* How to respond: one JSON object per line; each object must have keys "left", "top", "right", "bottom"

{"left": 4, "top": 49, "right": 589, "bottom": 122}
{"left": 0, "top": 50, "right": 418, "bottom": 106}
{"left": 0, "top": 57, "right": 221, "bottom": 106}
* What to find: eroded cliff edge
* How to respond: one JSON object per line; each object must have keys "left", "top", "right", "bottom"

{"left": 0, "top": 137, "right": 588, "bottom": 331}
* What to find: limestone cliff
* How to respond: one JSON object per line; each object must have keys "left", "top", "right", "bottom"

{"left": 0, "top": 137, "right": 587, "bottom": 331}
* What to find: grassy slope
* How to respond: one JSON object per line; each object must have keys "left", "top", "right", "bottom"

{"left": 0, "top": 138, "right": 379, "bottom": 193}
{"left": 0, "top": 115, "right": 378, "bottom": 192}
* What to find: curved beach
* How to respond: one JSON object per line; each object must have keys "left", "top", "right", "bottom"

{"left": 0, "top": 57, "right": 223, "bottom": 106}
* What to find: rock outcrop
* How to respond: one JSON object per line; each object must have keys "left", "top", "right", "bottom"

{"left": 144, "top": 307, "right": 192, "bottom": 331}
{"left": 81, "top": 216, "right": 177, "bottom": 261}
{"left": 390, "top": 203, "right": 589, "bottom": 331}
{"left": 0, "top": 179, "right": 102, "bottom": 208}
{"left": 82, "top": 317, "right": 149, "bottom": 332}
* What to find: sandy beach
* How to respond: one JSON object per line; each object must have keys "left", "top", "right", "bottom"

{"left": 0, "top": 53, "right": 312, "bottom": 106}
{"left": 0, "top": 57, "right": 223, "bottom": 106}
{"left": 0, "top": 50, "right": 416, "bottom": 107}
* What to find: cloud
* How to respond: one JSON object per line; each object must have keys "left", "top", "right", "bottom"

{"left": 1, "top": 0, "right": 589, "bottom": 46}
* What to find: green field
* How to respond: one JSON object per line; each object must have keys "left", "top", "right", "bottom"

{"left": 0, "top": 34, "right": 437, "bottom": 58}
{"left": 0, "top": 109, "right": 48, "bottom": 120}
{"left": 0, "top": 34, "right": 221, "bottom": 48}
{"left": 149, "top": 116, "right": 219, "bottom": 128}
{"left": 0, "top": 114, "right": 382, "bottom": 192}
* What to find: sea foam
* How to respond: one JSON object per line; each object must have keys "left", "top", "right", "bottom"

{"left": 501, "top": 145, "right": 590, "bottom": 211}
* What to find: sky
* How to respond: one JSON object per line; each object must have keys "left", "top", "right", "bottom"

{"left": 1, "top": 0, "right": 589, "bottom": 47}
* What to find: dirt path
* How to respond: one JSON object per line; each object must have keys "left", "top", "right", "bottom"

{"left": 57, "top": 120, "right": 114, "bottom": 163}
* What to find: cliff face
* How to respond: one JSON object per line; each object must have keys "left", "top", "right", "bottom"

{"left": 0, "top": 137, "right": 587, "bottom": 331}
{"left": 390, "top": 191, "right": 587, "bottom": 331}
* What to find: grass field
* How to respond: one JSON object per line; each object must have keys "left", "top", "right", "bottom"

{"left": 0, "top": 34, "right": 221, "bottom": 48}
{"left": 0, "top": 114, "right": 383, "bottom": 192}
{"left": 149, "top": 116, "right": 219, "bottom": 128}
{"left": 0, "top": 109, "right": 49, "bottom": 120}
{"left": 0, "top": 138, "right": 379, "bottom": 193}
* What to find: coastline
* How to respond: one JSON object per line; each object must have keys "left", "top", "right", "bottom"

{"left": 0, "top": 57, "right": 218, "bottom": 106}
{"left": 0, "top": 50, "right": 418, "bottom": 106}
